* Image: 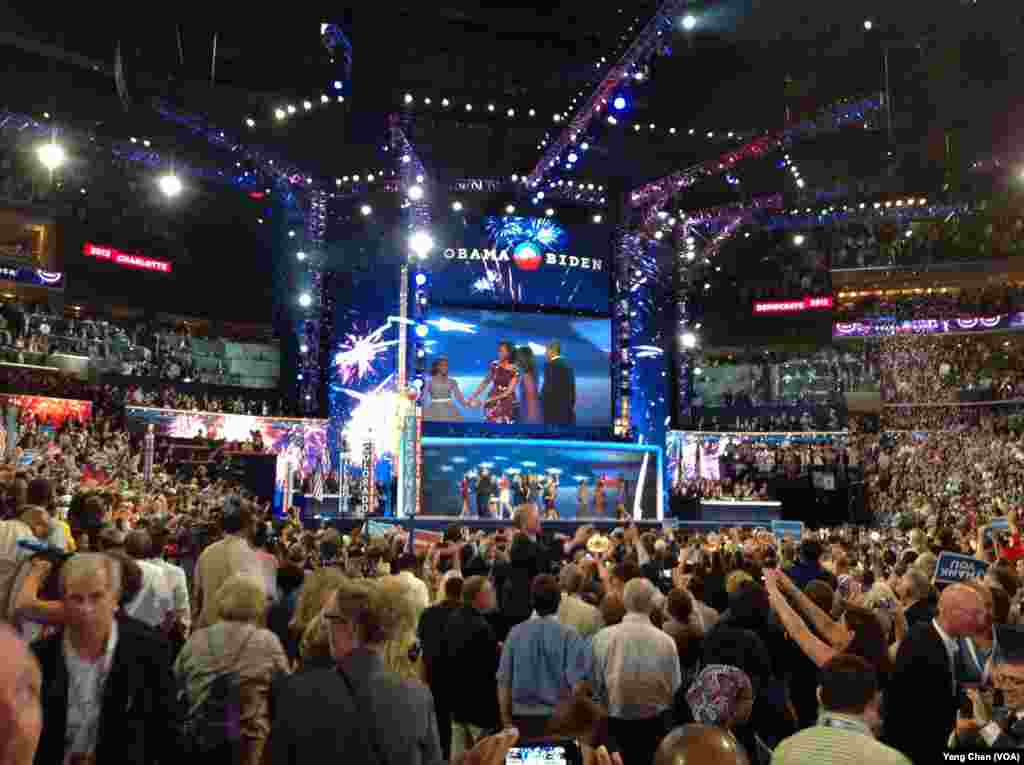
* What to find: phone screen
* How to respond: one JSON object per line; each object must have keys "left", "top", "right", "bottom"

{"left": 507, "top": 744, "right": 574, "bottom": 764}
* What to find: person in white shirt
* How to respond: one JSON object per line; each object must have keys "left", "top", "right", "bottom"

{"left": 0, "top": 508, "right": 51, "bottom": 619}
{"left": 123, "top": 531, "right": 175, "bottom": 630}
{"left": 592, "top": 577, "right": 681, "bottom": 765}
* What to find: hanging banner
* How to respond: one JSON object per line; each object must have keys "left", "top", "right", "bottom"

{"left": 400, "top": 414, "right": 417, "bottom": 518}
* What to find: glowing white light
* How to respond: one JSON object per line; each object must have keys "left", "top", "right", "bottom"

{"left": 361, "top": 204, "right": 372, "bottom": 216}
{"left": 681, "top": 332, "right": 698, "bottom": 349}
{"left": 425, "top": 317, "right": 477, "bottom": 334}
{"left": 793, "top": 234, "right": 806, "bottom": 246}
{"left": 404, "top": 94, "right": 413, "bottom": 104}
{"left": 593, "top": 214, "right": 603, "bottom": 223}
{"left": 506, "top": 205, "right": 516, "bottom": 214}
{"left": 682, "top": 14, "right": 697, "bottom": 30}
{"left": 344, "top": 391, "right": 403, "bottom": 457}
{"left": 300, "top": 344, "right": 309, "bottom": 353}
{"left": 452, "top": 201, "right": 463, "bottom": 211}
{"left": 296, "top": 251, "right": 307, "bottom": 261}
{"left": 298, "top": 293, "right": 312, "bottom": 307}
{"left": 245, "top": 118, "right": 255, "bottom": 127}
{"left": 275, "top": 108, "right": 286, "bottom": 120}
{"left": 158, "top": 173, "right": 183, "bottom": 198}
{"left": 287, "top": 104, "right": 296, "bottom": 114}
{"left": 545, "top": 208, "right": 555, "bottom": 217}
{"left": 303, "top": 100, "right": 312, "bottom": 110}
{"left": 407, "top": 185, "right": 424, "bottom": 201}
{"left": 442, "top": 98, "right": 450, "bottom": 107}
{"left": 409, "top": 230, "right": 434, "bottom": 258}
{"left": 863, "top": 19, "right": 873, "bottom": 30}
{"left": 507, "top": 108, "right": 515, "bottom": 117}
{"left": 37, "top": 141, "right": 65, "bottom": 171}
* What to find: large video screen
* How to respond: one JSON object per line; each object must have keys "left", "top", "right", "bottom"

{"left": 420, "top": 306, "right": 612, "bottom": 431}
{"left": 429, "top": 216, "right": 612, "bottom": 313}
{"left": 422, "top": 438, "right": 662, "bottom": 520}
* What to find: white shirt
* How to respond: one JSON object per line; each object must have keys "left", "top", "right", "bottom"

{"left": 149, "top": 558, "right": 191, "bottom": 632}
{"left": 63, "top": 620, "right": 119, "bottom": 762}
{"left": 591, "top": 612, "right": 681, "bottom": 720}
{"left": 123, "top": 559, "right": 175, "bottom": 629}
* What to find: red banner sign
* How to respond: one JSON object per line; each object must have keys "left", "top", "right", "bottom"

{"left": 753, "top": 296, "right": 834, "bottom": 315}
{"left": 82, "top": 242, "right": 172, "bottom": 273}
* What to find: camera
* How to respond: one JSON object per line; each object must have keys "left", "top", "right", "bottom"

{"left": 506, "top": 739, "right": 583, "bottom": 765}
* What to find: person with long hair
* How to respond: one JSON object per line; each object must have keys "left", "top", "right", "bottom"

{"left": 514, "top": 346, "right": 542, "bottom": 424}
{"left": 467, "top": 341, "right": 519, "bottom": 424}
{"left": 764, "top": 569, "right": 892, "bottom": 686}
{"left": 422, "top": 357, "right": 470, "bottom": 422}
{"left": 594, "top": 477, "right": 607, "bottom": 517}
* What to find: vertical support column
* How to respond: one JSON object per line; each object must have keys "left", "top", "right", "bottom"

{"left": 297, "top": 189, "right": 328, "bottom": 417}
{"left": 675, "top": 223, "right": 694, "bottom": 428}
{"left": 608, "top": 179, "right": 634, "bottom": 440}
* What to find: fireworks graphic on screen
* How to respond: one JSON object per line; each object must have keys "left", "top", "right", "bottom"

{"left": 475, "top": 216, "right": 571, "bottom": 304}
{"left": 334, "top": 321, "right": 399, "bottom": 384}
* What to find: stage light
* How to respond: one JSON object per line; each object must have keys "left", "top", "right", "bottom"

{"left": 334, "top": 80, "right": 343, "bottom": 90}
{"left": 465, "top": 103, "right": 473, "bottom": 111}
{"left": 275, "top": 108, "right": 286, "bottom": 120}
{"left": 302, "top": 100, "right": 312, "bottom": 110}
{"left": 415, "top": 324, "right": 429, "bottom": 338}
{"left": 593, "top": 214, "right": 603, "bottom": 223}
{"left": 452, "top": 201, "right": 463, "bottom": 211}
{"left": 415, "top": 273, "right": 427, "bottom": 287}
{"left": 296, "top": 251, "right": 307, "bottom": 261}
{"left": 361, "top": 204, "right": 372, "bottom": 216}
{"left": 409, "top": 230, "right": 434, "bottom": 259}
{"left": 488, "top": 104, "right": 495, "bottom": 112}
{"left": 37, "top": 141, "right": 65, "bottom": 172}
{"left": 245, "top": 118, "right": 255, "bottom": 128}
{"left": 796, "top": 178, "right": 805, "bottom": 188}
{"left": 567, "top": 152, "right": 578, "bottom": 163}
{"left": 654, "top": 231, "right": 664, "bottom": 240}
{"left": 793, "top": 234, "right": 805, "bottom": 246}
{"left": 545, "top": 208, "right": 555, "bottom": 217}
{"left": 506, "top": 205, "right": 516, "bottom": 214}
{"left": 300, "top": 344, "right": 309, "bottom": 353}
{"left": 905, "top": 229, "right": 913, "bottom": 238}
{"left": 694, "top": 367, "right": 703, "bottom": 376}
{"left": 607, "top": 115, "right": 618, "bottom": 125}
{"left": 288, "top": 230, "right": 296, "bottom": 238}
{"left": 404, "top": 93, "right": 413, "bottom": 104}
{"left": 158, "top": 173, "right": 183, "bottom": 198}
{"left": 424, "top": 98, "right": 432, "bottom": 104}
{"left": 529, "top": 109, "right": 536, "bottom": 116}
{"left": 863, "top": 19, "right": 873, "bottom": 30}
{"left": 682, "top": 14, "right": 697, "bottom": 30}
{"left": 298, "top": 293, "right": 312, "bottom": 308}
{"left": 320, "top": 94, "right": 329, "bottom": 104}
{"left": 581, "top": 142, "right": 589, "bottom": 151}
{"left": 681, "top": 332, "right": 698, "bottom": 349}
{"left": 613, "top": 96, "right": 627, "bottom": 110}
{"left": 408, "top": 185, "right": 424, "bottom": 201}
{"left": 287, "top": 105, "right": 296, "bottom": 114}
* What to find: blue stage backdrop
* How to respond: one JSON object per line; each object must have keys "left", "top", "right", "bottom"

{"left": 421, "top": 438, "right": 663, "bottom": 520}
{"left": 420, "top": 306, "right": 612, "bottom": 432}
{"left": 430, "top": 216, "right": 612, "bottom": 313}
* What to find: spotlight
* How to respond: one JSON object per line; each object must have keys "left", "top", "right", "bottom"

{"left": 796, "top": 178, "right": 805, "bottom": 188}
{"left": 681, "top": 332, "right": 698, "bottom": 349}
{"left": 158, "top": 173, "right": 183, "bottom": 198}
{"left": 681, "top": 14, "right": 697, "bottom": 31}
{"left": 415, "top": 273, "right": 427, "bottom": 286}
{"left": 300, "top": 344, "right": 309, "bottom": 353}
{"left": 409, "top": 230, "right": 434, "bottom": 259}
{"left": 654, "top": 231, "right": 664, "bottom": 240}
{"left": 287, "top": 105, "right": 296, "bottom": 114}
{"left": 288, "top": 230, "right": 296, "bottom": 238}
{"left": 793, "top": 234, "right": 806, "bottom": 246}
{"left": 408, "top": 185, "right": 424, "bottom": 201}
{"left": 334, "top": 80, "right": 343, "bottom": 90}
{"left": 275, "top": 108, "right": 286, "bottom": 120}
{"left": 863, "top": 19, "right": 873, "bottom": 30}
{"left": 245, "top": 118, "right": 255, "bottom": 128}
{"left": 442, "top": 98, "right": 450, "bottom": 107}
{"left": 567, "top": 152, "right": 578, "bottom": 163}
{"left": 296, "top": 251, "right": 307, "bottom": 261}
{"left": 302, "top": 100, "right": 312, "bottom": 110}
{"left": 404, "top": 94, "right": 413, "bottom": 104}
{"left": 593, "top": 214, "right": 603, "bottom": 223}
{"left": 37, "top": 141, "right": 65, "bottom": 172}
{"left": 505, "top": 204, "right": 516, "bottom": 214}
{"left": 452, "top": 201, "right": 463, "bottom": 211}
{"left": 545, "top": 208, "right": 555, "bottom": 217}
{"left": 320, "top": 94, "right": 329, "bottom": 103}
{"left": 298, "top": 293, "right": 312, "bottom": 308}
{"left": 360, "top": 204, "right": 372, "bottom": 216}
{"left": 415, "top": 324, "right": 429, "bottom": 338}
{"left": 613, "top": 96, "right": 627, "bottom": 110}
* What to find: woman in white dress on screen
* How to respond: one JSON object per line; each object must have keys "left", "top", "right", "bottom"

{"left": 423, "top": 357, "right": 471, "bottom": 422}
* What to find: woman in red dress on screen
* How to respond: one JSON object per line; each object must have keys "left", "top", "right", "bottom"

{"left": 460, "top": 475, "right": 470, "bottom": 516}
{"left": 467, "top": 341, "right": 520, "bottom": 424}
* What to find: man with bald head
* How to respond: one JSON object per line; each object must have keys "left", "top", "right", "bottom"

{"left": 0, "top": 623, "right": 42, "bottom": 765}
{"left": 884, "top": 583, "right": 989, "bottom": 763}
{"left": 655, "top": 724, "right": 750, "bottom": 765}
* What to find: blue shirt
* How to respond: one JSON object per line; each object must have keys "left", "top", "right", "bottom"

{"left": 497, "top": 615, "right": 593, "bottom": 716}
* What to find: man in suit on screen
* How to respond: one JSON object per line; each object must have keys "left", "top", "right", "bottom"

{"left": 541, "top": 341, "right": 576, "bottom": 425}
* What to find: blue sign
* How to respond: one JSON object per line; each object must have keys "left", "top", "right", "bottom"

{"left": 771, "top": 520, "right": 804, "bottom": 539}
{"left": 990, "top": 517, "right": 1010, "bottom": 531}
{"left": 934, "top": 551, "right": 989, "bottom": 584}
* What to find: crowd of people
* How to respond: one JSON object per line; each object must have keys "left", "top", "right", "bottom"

{"left": 0, "top": 299, "right": 279, "bottom": 389}
{"left": 836, "top": 284, "right": 1024, "bottom": 321}
{"left": 0, "top": 366, "right": 295, "bottom": 417}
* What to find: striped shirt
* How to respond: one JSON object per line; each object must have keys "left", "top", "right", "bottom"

{"left": 771, "top": 714, "right": 912, "bottom": 765}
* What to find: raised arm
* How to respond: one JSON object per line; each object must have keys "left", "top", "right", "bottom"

{"left": 773, "top": 568, "right": 847, "bottom": 647}
{"left": 765, "top": 571, "right": 836, "bottom": 668}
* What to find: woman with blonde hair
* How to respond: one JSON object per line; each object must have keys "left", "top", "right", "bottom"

{"left": 174, "top": 573, "right": 290, "bottom": 765}
{"left": 376, "top": 574, "right": 426, "bottom": 683}
{"left": 286, "top": 567, "right": 346, "bottom": 664}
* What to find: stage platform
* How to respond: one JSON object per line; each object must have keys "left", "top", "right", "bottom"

{"left": 699, "top": 500, "right": 782, "bottom": 524}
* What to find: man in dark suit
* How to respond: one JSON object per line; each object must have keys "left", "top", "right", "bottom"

{"left": 418, "top": 575, "right": 465, "bottom": 760}
{"left": 541, "top": 341, "right": 576, "bottom": 425}
{"left": 32, "top": 552, "right": 179, "bottom": 765}
{"left": 884, "top": 583, "right": 988, "bottom": 764}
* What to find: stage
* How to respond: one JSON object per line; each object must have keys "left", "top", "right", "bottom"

{"left": 698, "top": 500, "right": 782, "bottom": 524}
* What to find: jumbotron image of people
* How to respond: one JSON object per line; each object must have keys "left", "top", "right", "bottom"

{"left": 420, "top": 308, "right": 611, "bottom": 427}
